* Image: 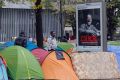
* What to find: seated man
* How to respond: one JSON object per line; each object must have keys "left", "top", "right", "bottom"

{"left": 47, "top": 31, "right": 57, "bottom": 51}
{"left": 14, "top": 32, "right": 27, "bottom": 48}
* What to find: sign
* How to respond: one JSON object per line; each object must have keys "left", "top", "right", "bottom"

{"left": 76, "top": 2, "right": 107, "bottom": 52}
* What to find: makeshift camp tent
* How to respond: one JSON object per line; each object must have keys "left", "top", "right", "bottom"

{"left": 26, "top": 41, "right": 38, "bottom": 51}
{"left": 42, "top": 51, "right": 78, "bottom": 80}
{"left": 32, "top": 48, "right": 49, "bottom": 64}
{"left": 4, "top": 41, "right": 14, "bottom": 47}
{"left": 0, "top": 56, "right": 8, "bottom": 80}
{"left": 57, "top": 42, "right": 74, "bottom": 54}
{"left": 4, "top": 41, "right": 38, "bottom": 51}
{"left": 0, "top": 46, "right": 43, "bottom": 80}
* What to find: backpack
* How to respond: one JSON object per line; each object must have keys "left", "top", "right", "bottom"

{"left": 15, "top": 37, "right": 27, "bottom": 48}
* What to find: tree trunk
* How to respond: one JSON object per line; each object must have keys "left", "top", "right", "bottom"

{"left": 60, "top": 0, "right": 63, "bottom": 36}
{"left": 35, "top": 0, "right": 43, "bottom": 48}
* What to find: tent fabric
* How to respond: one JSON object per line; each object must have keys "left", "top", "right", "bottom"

{"left": 4, "top": 41, "right": 14, "bottom": 47}
{"left": 57, "top": 42, "right": 74, "bottom": 53}
{"left": 26, "top": 41, "right": 38, "bottom": 51}
{"left": 42, "top": 51, "right": 79, "bottom": 80}
{"left": 66, "top": 48, "right": 73, "bottom": 54}
{"left": 4, "top": 41, "right": 38, "bottom": 51}
{"left": 0, "top": 46, "right": 43, "bottom": 80}
{"left": 32, "top": 48, "right": 49, "bottom": 64}
{"left": 0, "top": 57, "right": 8, "bottom": 80}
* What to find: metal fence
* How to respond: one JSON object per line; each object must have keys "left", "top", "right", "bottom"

{"left": 42, "top": 10, "right": 63, "bottom": 38}
{"left": 0, "top": 8, "right": 62, "bottom": 42}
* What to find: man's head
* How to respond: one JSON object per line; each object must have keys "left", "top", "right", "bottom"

{"left": 50, "top": 31, "right": 56, "bottom": 37}
{"left": 87, "top": 14, "right": 92, "bottom": 25}
{"left": 19, "top": 31, "right": 25, "bottom": 37}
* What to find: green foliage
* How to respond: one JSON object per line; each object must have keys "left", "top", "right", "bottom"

{"left": 63, "top": 0, "right": 83, "bottom": 13}
{"left": 108, "top": 41, "right": 120, "bottom": 46}
{"left": 0, "top": 0, "right": 35, "bottom": 8}
{"left": 4, "top": 0, "right": 34, "bottom": 3}
{"left": 106, "top": 0, "right": 120, "bottom": 40}
{"left": 106, "top": 0, "right": 117, "bottom": 8}
{"left": 1, "top": 0, "right": 83, "bottom": 12}
{"left": 40, "top": 0, "right": 83, "bottom": 12}
{"left": 41, "top": 0, "right": 54, "bottom": 9}
{"left": 0, "top": 1, "right": 4, "bottom": 8}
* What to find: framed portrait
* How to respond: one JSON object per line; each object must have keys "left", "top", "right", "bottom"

{"left": 76, "top": 2, "right": 107, "bottom": 52}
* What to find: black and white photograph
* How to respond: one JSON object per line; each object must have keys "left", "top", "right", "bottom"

{"left": 78, "top": 8, "right": 101, "bottom": 46}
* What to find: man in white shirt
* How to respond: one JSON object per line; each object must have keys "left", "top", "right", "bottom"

{"left": 79, "top": 14, "right": 100, "bottom": 36}
{"left": 47, "top": 31, "right": 57, "bottom": 51}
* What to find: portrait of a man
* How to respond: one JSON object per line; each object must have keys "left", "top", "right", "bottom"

{"left": 78, "top": 9, "right": 101, "bottom": 46}
{"left": 79, "top": 14, "right": 100, "bottom": 36}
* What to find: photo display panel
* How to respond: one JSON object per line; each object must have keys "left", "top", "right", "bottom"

{"left": 76, "top": 2, "right": 106, "bottom": 52}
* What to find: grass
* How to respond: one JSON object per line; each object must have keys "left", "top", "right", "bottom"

{"left": 107, "top": 41, "right": 120, "bottom": 46}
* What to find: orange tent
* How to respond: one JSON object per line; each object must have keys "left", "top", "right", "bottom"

{"left": 42, "top": 51, "right": 79, "bottom": 80}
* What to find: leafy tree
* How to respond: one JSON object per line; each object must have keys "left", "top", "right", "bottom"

{"left": 63, "top": 0, "right": 83, "bottom": 37}
{"left": 106, "top": 0, "right": 120, "bottom": 40}
{"left": 41, "top": 0, "right": 54, "bottom": 10}
{"left": 0, "top": 1, "right": 4, "bottom": 8}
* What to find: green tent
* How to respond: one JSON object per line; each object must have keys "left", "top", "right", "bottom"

{"left": 57, "top": 42, "right": 74, "bottom": 52}
{"left": 0, "top": 46, "right": 43, "bottom": 80}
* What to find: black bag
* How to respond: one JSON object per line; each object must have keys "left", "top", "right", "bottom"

{"left": 14, "top": 37, "right": 27, "bottom": 48}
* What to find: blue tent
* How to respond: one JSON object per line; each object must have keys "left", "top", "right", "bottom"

{"left": 4, "top": 41, "right": 37, "bottom": 51}
{"left": 26, "top": 41, "right": 38, "bottom": 51}
{"left": 4, "top": 41, "right": 14, "bottom": 47}
{"left": 107, "top": 45, "right": 120, "bottom": 71}
{"left": 0, "top": 57, "right": 8, "bottom": 80}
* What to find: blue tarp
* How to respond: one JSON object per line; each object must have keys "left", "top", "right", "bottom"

{"left": 107, "top": 45, "right": 120, "bottom": 71}
{"left": 0, "top": 58, "right": 8, "bottom": 80}
{"left": 26, "top": 41, "right": 38, "bottom": 51}
{"left": 4, "top": 41, "right": 38, "bottom": 51}
{"left": 4, "top": 41, "right": 14, "bottom": 47}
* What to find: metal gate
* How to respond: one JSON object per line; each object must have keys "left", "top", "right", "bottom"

{"left": 0, "top": 8, "right": 62, "bottom": 42}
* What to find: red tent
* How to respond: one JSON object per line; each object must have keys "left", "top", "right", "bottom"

{"left": 32, "top": 48, "right": 49, "bottom": 64}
